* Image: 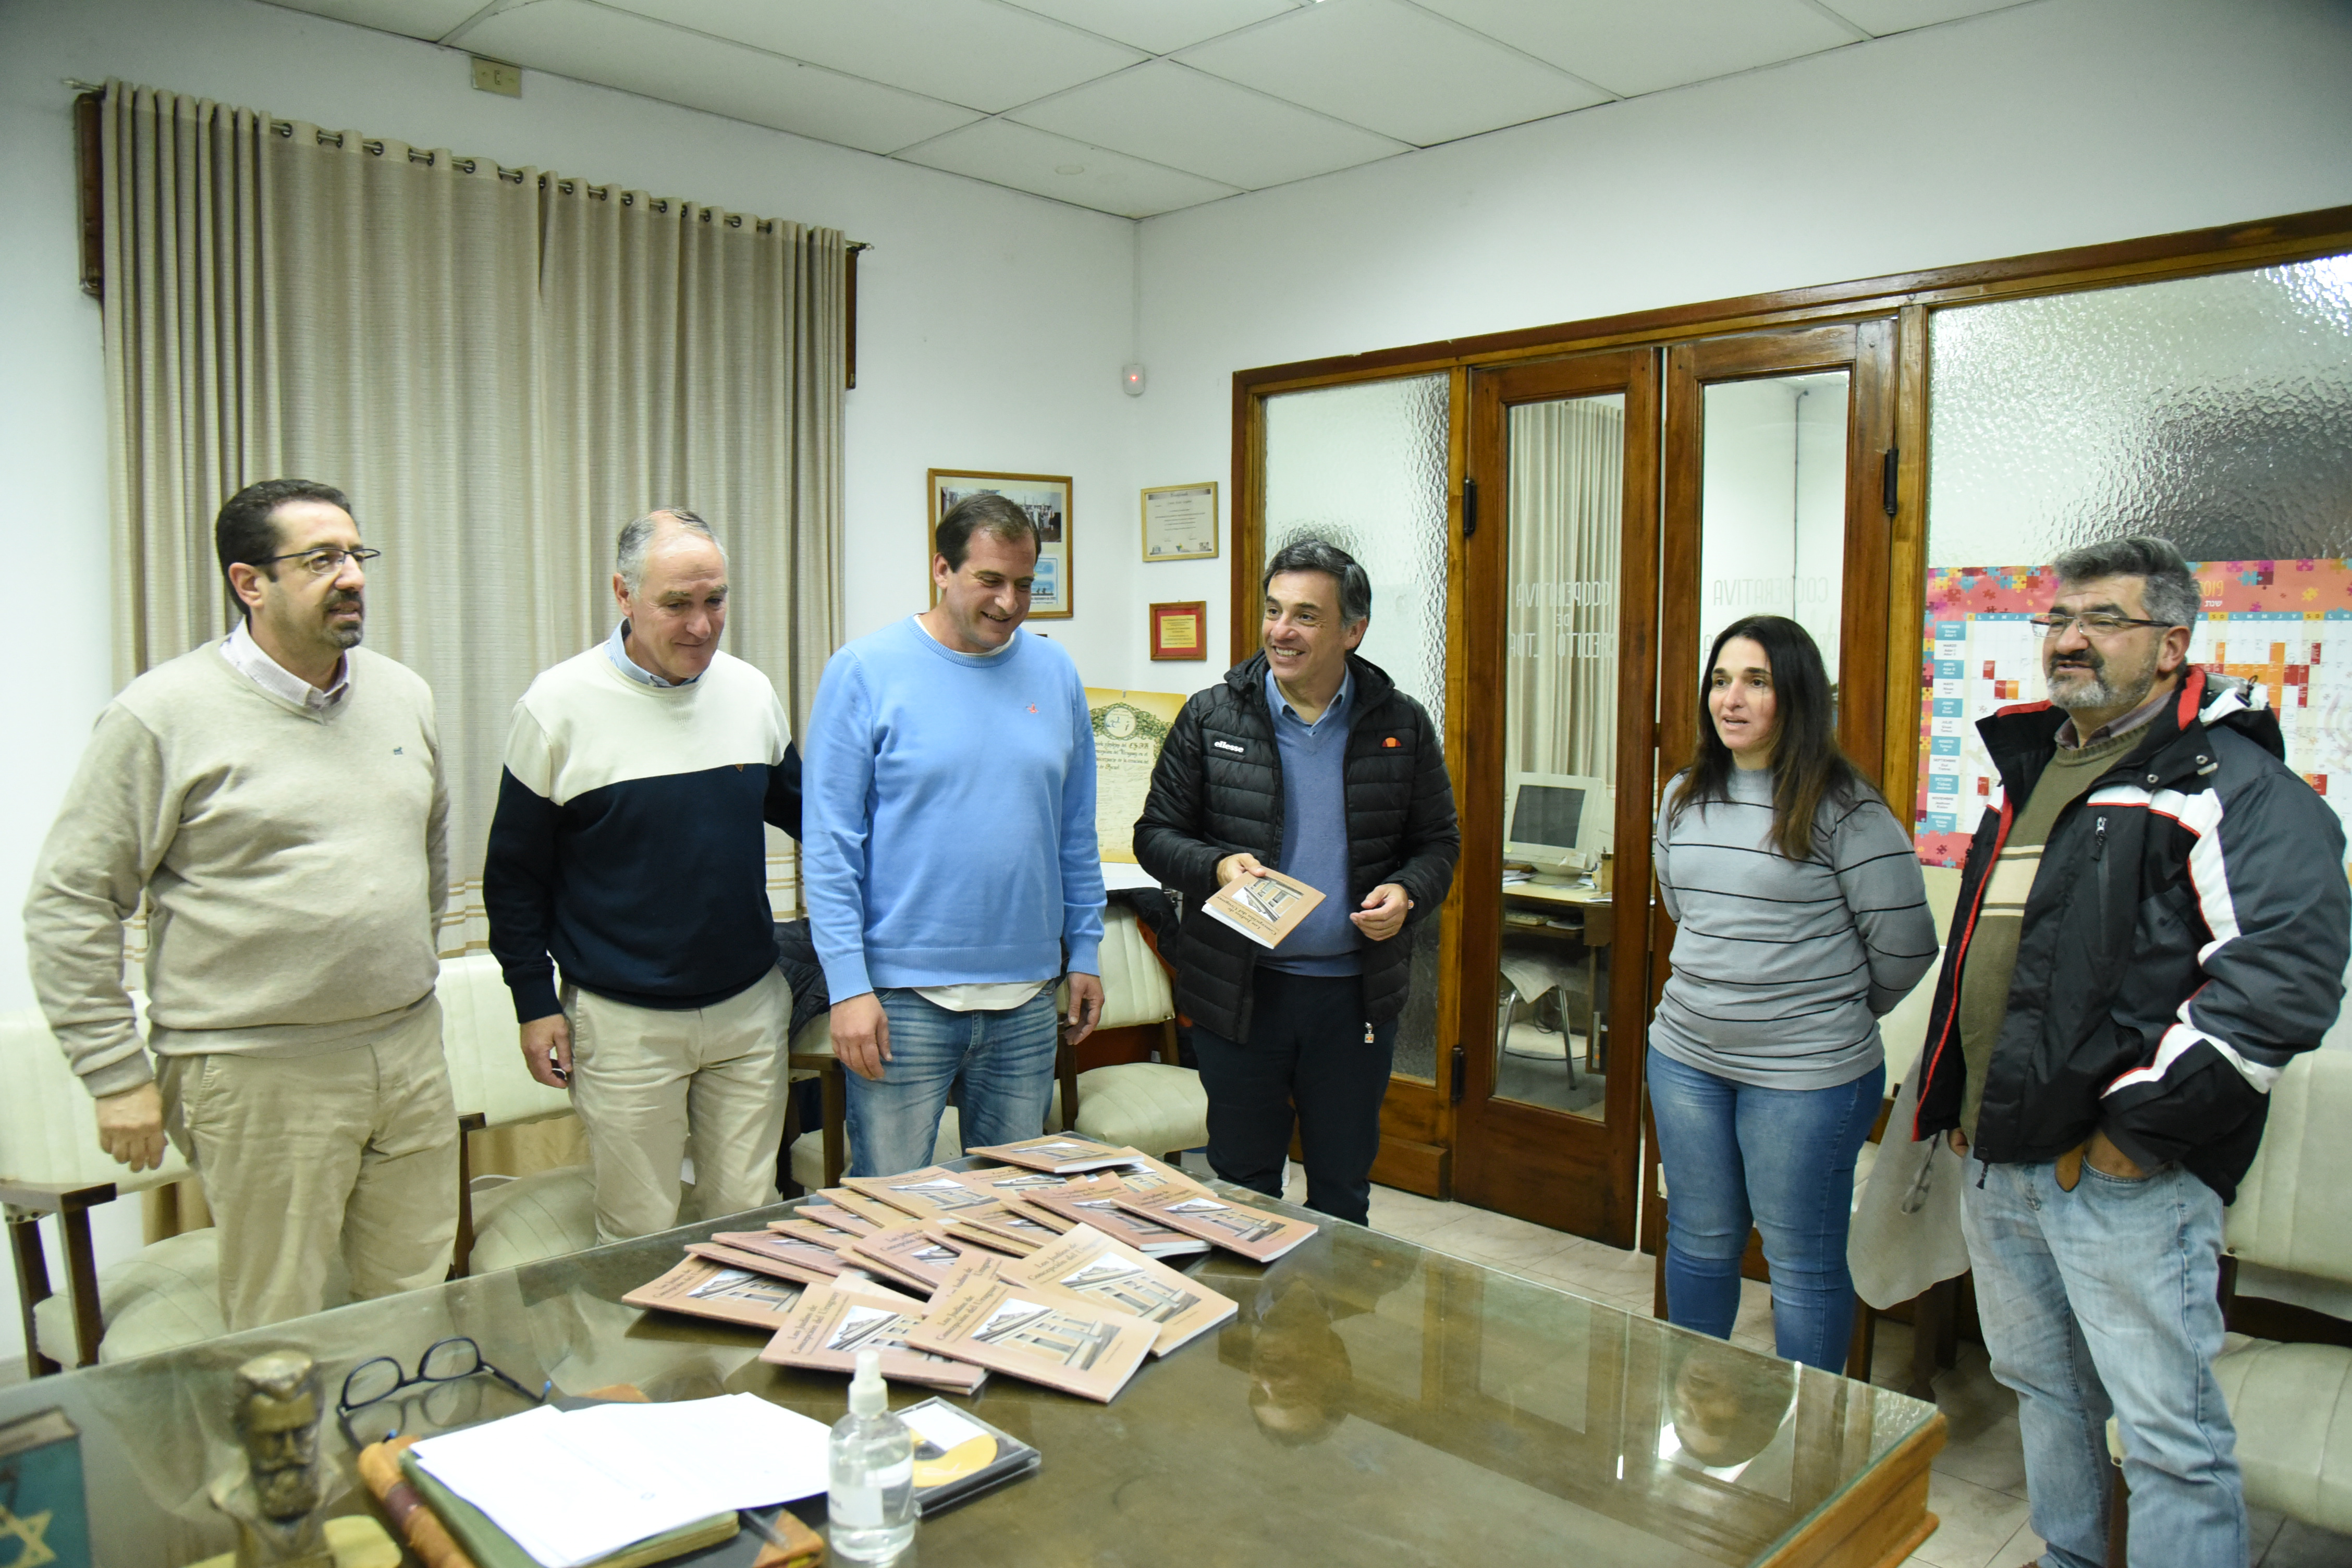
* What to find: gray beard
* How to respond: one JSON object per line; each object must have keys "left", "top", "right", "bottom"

{"left": 326, "top": 623, "right": 364, "bottom": 650}
{"left": 252, "top": 1464, "right": 320, "bottom": 1520}
{"left": 2048, "top": 655, "right": 2154, "bottom": 717}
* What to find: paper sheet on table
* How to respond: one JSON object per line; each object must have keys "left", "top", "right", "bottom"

{"left": 410, "top": 1394, "right": 830, "bottom": 1568}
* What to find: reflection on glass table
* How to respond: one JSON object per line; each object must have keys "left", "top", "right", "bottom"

{"left": 0, "top": 1177, "right": 1942, "bottom": 1567}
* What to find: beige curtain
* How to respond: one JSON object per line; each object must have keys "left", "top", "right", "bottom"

{"left": 100, "top": 82, "right": 845, "bottom": 955}
{"left": 1506, "top": 399, "right": 1623, "bottom": 779}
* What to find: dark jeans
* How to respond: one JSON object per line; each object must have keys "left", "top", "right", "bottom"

{"left": 1190, "top": 969, "right": 1396, "bottom": 1227}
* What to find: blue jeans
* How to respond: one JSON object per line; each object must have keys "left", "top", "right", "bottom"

{"left": 843, "top": 988, "right": 1059, "bottom": 1178}
{"left": 1646, "top": 1046, "right": 1883, "bottom": 1372}
{"left": 1961, "top": 1156, "right": 2242, "bottom": 1568}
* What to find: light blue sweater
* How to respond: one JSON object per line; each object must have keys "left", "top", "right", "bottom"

{"left": 803, "top": 618, "right": 1105, "bottom": 1000}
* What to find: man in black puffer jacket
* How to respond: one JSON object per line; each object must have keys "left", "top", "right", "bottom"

{"left": 1135, "top": 540, "right": 1457, "bottom": 1224}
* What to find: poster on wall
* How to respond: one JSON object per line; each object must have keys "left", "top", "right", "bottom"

{"left": 1915, "top": 558, "right": 2352, "bottom": 872}
{"left": 1086, "top": 689, "right": 1186, "bottom": 863}
{"left": 929, "top": 469, "right": 1071, "bottom": 619}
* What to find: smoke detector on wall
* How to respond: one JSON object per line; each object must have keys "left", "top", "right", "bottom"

{"left": 1121, "top": 363, "right": 1146, "bottom": 397}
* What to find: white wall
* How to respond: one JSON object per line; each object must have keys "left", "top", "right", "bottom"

{"left": 1130, "top": 0, "right": 2352, "bottom": 675}
{"left": 0, "top": 0, "right": 1147, "bottom": 1367}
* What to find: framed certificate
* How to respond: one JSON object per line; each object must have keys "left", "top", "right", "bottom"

{"left": 1149, "top": 601, "right": 1208, "bottom": 661}
{"left": 1141, "top": 482, "right": 1218, "bottom": 562}
{"left": 929, "top": 469, "right": 1072, "bottom": 619}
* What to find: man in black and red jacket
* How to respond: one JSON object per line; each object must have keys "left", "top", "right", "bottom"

{"left": 1914, "top": 536, "right": 2347, "bottom": 1568}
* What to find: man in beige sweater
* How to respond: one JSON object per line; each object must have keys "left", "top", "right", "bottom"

{"left": 23, "top": 478, "right": 458, "bottom": 1332}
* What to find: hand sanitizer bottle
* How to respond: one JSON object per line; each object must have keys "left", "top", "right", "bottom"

{"left": 828, "top": 1350, "right": 915, "bottom": 1563}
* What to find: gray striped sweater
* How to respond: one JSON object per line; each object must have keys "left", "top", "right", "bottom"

{"left": 1649, "top": 766, "right": 1936, "bottom": 1089}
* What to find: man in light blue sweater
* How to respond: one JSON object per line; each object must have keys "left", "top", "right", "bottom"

{"left": 803, "top": 494, "right": 1106, "bottom": 1177}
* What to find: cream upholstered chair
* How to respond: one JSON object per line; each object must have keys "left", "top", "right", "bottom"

{"left": 2115, "top": 1050, "right": 2352, "bottom": 1537}
{"left": 435, "top": 953, "right": 598, "bottom": 1274}
{"left": 1, "top": 1001, "right": 215, "bottom": 1374}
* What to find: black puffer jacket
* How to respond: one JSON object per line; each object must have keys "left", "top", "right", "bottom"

{"left": 1133, "top": 652, "right": 1460, "bottom": 1040}
{"left": 1914, "top": 669, "right": 2349, "bottom": 1200}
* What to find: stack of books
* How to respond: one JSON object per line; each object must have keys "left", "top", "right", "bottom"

{"left": 623, "top": 1140, "right": 1318, "bottom": 1406}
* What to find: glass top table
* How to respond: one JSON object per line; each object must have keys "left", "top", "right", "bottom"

{"left": 0, "top": 1186, "right": 1943, "bottom": 1567}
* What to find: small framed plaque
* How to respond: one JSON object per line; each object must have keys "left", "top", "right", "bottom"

{"left": 930, "top": 469, "right": 1072, "bottom": 619}
{"left": 1141, "top": 482, "right": 1218, "bottom": 562}
{"left": 1149, "top": 601, "right": 1208, "bottom": 661}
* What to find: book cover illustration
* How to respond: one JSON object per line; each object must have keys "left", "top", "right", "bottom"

{"left": 622, "top": 1257, "right": 808, "bottom": 1331}
{"left": 937, "top": 1200, "right": 1067, "bottom": 1256}
{"left": 902, "top": 1255, "right": 1155, "bottom": 1403}
{"left": 963, "top": 1135, "right": 1144, "bottom": 1174}
{"left": 801, "top": 1189, "right": 899, "bottom": 1229}
{"left": 759, "top": 1284, "right": 987, "bottom": 1395}
{"left": 766, "top": 1216, "right": 863, "bottom": 1250}
{"left": 685, "top": 1242, "right": 834, "bottom": 1288}
{"left": 1020, "top": 1178, "right": 1209, "bottom": 1258}
{"left": 944, "top": 1164, "right": 1084, "bottom": 1199}
{"left": 844, "top": 1168, "right": 1003, "bottom": 1220}
{"left": 1200, "top": 868, "right": 1325, "bottom": 949}
{"left": 1007, "top": 1225, "right": 1235, "bottom": 1357}
{"left": 1112, "top": 1187, "right": 1319, "bottom": 1263}
{"left": 709, "top": 1232, "right": 849, "bottom": 1277}
{"left": 839, "top": 1223, "right": 973, "bottom": 1296}
{"left": 0, "top": 1408, "right": 89, "bottom": 1568}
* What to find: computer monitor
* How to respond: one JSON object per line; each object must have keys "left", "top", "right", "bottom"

{"left": 1505, "top": 772, "right": 1614, "bottom": 884}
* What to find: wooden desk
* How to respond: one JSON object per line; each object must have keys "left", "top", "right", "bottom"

{"left": 1502, "top": 880, "right": 1614, "bottom": 1068}
{"left": 0, "top": 1177, "right": 1944, "bottom": 1568}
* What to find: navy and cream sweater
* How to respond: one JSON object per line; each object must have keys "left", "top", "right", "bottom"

{"left": 484, "top": 644, "right": 801, "bottom": 1022}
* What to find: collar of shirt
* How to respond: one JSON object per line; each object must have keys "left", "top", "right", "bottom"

{"left": 2053, "top": 681, "right": 2175, "bottom": 750}
{"left": 606, "top": 619, "right": 698, "bottom": 687}
{"left": 911, "top": 614, "right": 1018, "bottom": 657}
{"left": 221, "top": 619, "right": 348, "bottom": 712}
{"left": 1265, "top": 665, "right": 1353, "bottom": 737}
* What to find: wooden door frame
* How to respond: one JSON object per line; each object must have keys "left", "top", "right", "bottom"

{"left": 1229, "top": 203, "right": 2352, "bottom": 1204}
{"left": 1449, "top": 349, "right": 1661, "bottom": 1246}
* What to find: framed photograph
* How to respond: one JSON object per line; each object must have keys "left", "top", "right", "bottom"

{"left": 1141, "top": 482, "right": 1218, "bottom": 562}
{"left": 1149, "top": 601, "right": 1208, "bottom": 661}
{"left": 928, "top": 469, "right": 1072, "bottom": 619}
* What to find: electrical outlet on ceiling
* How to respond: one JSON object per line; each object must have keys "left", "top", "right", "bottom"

{"left": 470, "top": 57, "right": 521, "bottom": 98}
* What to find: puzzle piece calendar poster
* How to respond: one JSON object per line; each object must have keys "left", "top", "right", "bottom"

{"left": 1915, "top": 559, "right": 2352, "bottom": 872}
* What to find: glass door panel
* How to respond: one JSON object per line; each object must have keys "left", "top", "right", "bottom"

{"left": 1261, "top": 373, "right": 1452, "bottom": 1085}
{"left": 1497, "top": 392, "right": 1625, "bottom": 1121}
{"left": 1698, "top": 372, "right": 1852, "bottom": 683}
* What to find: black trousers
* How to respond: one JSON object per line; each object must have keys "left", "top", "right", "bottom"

{"left": 1190, "top": 969, "right": 1397, "bottom": 1227}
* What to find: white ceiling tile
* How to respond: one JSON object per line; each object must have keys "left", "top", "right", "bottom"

{"left": 259, "top": 0, "right": 493, "bottom": 42}
{"left": 1176, "top": 0, "right": 1608, "bottom": 148}
{"left": 895, "top": 119, "right": 1240, "bottom": 218}
{"left": 996, "top": 0, "right": 1304, "bottom": 56}
{"left": 463, "top": 1, "right": 981, "bottom": 154}
{"left": 1010, "top": 61, "right": 1407, "bottom": 190}
{"left": 607, "top": 0, "right": 1145, "bottom": 113}
{"left": 1415, "top": 0, "right": 1856, "bottom": 96}
{"left": 1812, "top": 0, "right": 2036, "bottom": 36}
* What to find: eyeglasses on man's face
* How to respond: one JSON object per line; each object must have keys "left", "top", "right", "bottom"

{"left": 263, "top": 546, "right": 382, "bottom": 578}
{"left": 2027, "top": 611, "right": 2167, "bottom": 639}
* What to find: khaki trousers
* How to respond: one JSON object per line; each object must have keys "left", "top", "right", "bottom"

{"left": 566, "top": 969, "right": 790, "bottom": 1243}
{"left": 160, "top": 999, "right": 459, "bottom": 1333}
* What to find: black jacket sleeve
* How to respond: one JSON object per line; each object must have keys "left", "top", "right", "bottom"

{"left": 765, "top": 739, "right": 804, "bottom": 840}
{"left": 482, "top": 767, "right": 565, "bottom": 1024}
{"left": 1385, "top": 701, "right": 1460, "bottom": 924}
{"left": 1133, "top": 692, "right": 1228, "bottom": 901}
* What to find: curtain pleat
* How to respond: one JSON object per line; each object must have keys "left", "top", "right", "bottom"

{"left": 1508, "top": 399, "right": 1624, "bottom": 778}
{"left": 99, "top": 80, "right": 846, "bottom": 958}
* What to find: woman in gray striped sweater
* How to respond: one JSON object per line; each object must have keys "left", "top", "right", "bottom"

{"left": 1650, "top": 615, "right": 1936, "bottom": 1373}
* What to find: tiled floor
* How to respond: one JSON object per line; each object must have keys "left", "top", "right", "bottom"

{"left": 1317, "top": 1169, "right": 2352, "bottom": 1568}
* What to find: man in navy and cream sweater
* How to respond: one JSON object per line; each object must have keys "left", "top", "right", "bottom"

{"left": 485, "top": 508, "right": 802, "bottom": 1241}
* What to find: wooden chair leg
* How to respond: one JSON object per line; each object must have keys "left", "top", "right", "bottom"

{"left": 778, "top": 1082, "right": 805, "bottom": 1199}
{"left": 1652, "top": 1197, "right": 1670, "bottom": 1319}
{"left": 2108, "top": 1450, "right": 2130, "bottom": 1565}
{"left": 819, "top": 1064, "right": 847, "bottom": 1189}
{"left": 1906, "top": 1279, "right": 1949, "bottom": 1402}
{"left": 7, "top": 1211, "right": 62, "bottom": 1379}
{"left": 1157, "top": 1018, "right": 1180, "bottom": 1067}
{"left": 1847, "top": 1301, "right": 1877, "bottom": 1383}
{"left": 59, "top": 1206, "right": 102, "bottom": 1368}
{"left": 451, "top": 1112, "right": 484, "bottom": 1279}
{"left": 1056, "top": 1038, "right": 1081, "bottom": 1134}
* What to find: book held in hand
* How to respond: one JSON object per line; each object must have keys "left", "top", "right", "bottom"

{"left": 1005, "top": 1224, "right": 1236, "bottom": 1356}
{"left": 760, "top": 1282, "right": 988, "bottom": 1394}
{"left": 1200, "top": 867, "right": 1326, "bottom": 948}
{"left": 1111, "top": 1186, "right": 1320, "bottom": 1263}
{"left": 902, "top": 1254, "right": 1157, "bottom": 1403}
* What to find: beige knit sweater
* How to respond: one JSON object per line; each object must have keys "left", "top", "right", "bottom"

{"left": 24, "top": 641, "right": 448, "bottom": 1096}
